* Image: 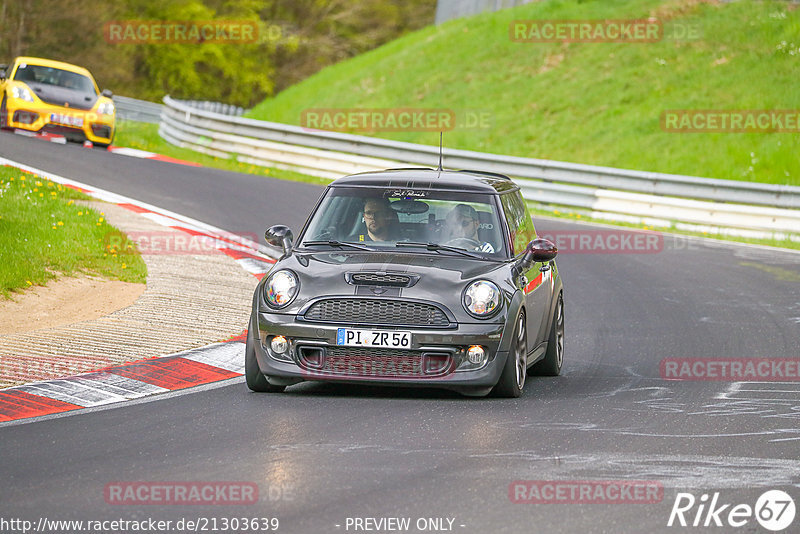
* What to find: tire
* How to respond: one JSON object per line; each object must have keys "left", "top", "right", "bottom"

{"left": 530, "top": 292, "right": 564, "bottom": 376}
{"left": 245, "top": 329, "right": 285, "bottom": 393}
{"left": 0, "top": 95, "right": 9, "bottom": 130}
{"left": 492, "top": 311, "right": 527, "bottom": 398}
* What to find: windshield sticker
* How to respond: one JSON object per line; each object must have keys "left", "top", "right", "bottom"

{"left": 387, "top": 189, "right": 429, "bottom": 199}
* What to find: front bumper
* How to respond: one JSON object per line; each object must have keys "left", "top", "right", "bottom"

{"left": 3, "top": 99, "right": 115, "bottom": 144}
{"left": 252, "top": 310, "right": 510, "bottom": 394}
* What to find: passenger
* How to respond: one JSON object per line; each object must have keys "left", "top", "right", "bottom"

{"left": 445, "top": 204, "right": 495, "bottom": 253}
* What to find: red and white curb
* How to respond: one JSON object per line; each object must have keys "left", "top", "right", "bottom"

{"left": 11, "top": 129, "right": 201, "bottom": 166}
{"left": 0, "top": 343, "right": 245, "bottom": 422}
{"left": 106, "top": 146, "right": 202, "bottom": 166}
{"left": 0, "top": 157, "right": 278, "bottom": 423}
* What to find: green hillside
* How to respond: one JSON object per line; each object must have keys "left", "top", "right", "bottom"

{"left": 248, "top": 0, "right": 800, "bottom": 186}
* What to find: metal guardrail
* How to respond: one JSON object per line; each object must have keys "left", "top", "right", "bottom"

{"left": 435, "top": 0, "right": 539, "bottom": 25}
{"left": 115, "top": 96, "right": 245, "bottom": 124}
{"left": 159, "top": 95, "right": 800, "bottom": 238}
{"left": 114, "top": 95, "right": 163, "bottom": 124}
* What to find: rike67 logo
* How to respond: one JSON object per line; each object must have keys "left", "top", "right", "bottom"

{"left": 668, "top": 490, "right": 795, "bottom": 531}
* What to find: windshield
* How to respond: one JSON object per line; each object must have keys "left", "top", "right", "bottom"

{"left": 14, "top": 63, "right": 96, "bottom": 94}
{"left": 300, "top": 186, "right": 507, "bottom": 257}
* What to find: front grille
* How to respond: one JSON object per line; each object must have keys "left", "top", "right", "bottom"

{"left": 303, "top": 298, "right": 449, "bottom": 327}
{"left": 348, "top": 272, "right": 412, "bottom": 287}
{"left": 298, "top": 346, "right": 454, "bottom": 378}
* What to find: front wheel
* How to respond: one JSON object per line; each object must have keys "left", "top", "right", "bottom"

{"left": 0, "top": 95, "right": 9, "bottom": 130}
{"left": 492, "top": 311, "right": 527, "bottom": 398}
{"left": 245, "top": 329, "right": 285, "bottom": 393}
{"left": 530, "top": 292, "right": 564, "bottom": 376}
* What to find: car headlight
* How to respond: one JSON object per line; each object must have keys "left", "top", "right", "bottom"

{"left": 463, "top": 280, "right": 501, "bottom": 317}
{"left": 264, "top": 270, "right": 299, "bottom": 308}
{"left": 11, "top": 86, "right": 34, "bottom": 102}
{"left": 97, "top": 101, "right": 115, "bottom": 115}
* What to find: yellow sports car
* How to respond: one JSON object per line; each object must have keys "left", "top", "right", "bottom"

{"left": 0, "top": 57, "right": 115, "bottom": 147}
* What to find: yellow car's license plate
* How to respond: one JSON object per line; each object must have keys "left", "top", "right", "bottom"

{"left": 50, "top": 113, "right": 83, "bottom": 127}
{"left": 336, "top": 328, "right": 412, "bottom": 348}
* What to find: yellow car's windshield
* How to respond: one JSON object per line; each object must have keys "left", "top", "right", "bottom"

{"left": 14, "top": 63, "right": 96, "bottom": 94}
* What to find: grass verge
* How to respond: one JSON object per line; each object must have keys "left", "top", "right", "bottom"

{"left": 0, "top": 165, "right": 147, "bottom": 299}
{"left": 247, "top": 0, "right": 800, "bottom": 186}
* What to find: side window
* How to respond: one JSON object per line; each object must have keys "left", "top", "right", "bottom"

{"left": 500, "top": 192, "right": 537, "bottom": 255}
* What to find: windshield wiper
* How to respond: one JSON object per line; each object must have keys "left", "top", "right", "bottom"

{"left": 395, "top": 241, "right": 484, "bottom": 259}
{"left": 303, "top": 240, "right": 377, "bottom": 251}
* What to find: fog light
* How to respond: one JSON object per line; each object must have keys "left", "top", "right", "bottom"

{"left": 467, "top": 345, "right": 486, "bottom": 364}
{"left": 270, "top": 335, "right": 288, "bottom": 354}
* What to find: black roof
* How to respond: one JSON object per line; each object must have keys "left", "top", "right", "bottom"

{"left": 330, "top": 168, "right": 518, "bottom": 194}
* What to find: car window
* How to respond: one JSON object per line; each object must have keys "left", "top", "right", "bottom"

{"left": 300, "top": 186, "right": 507, "bottom": 256}
{"left": 14, "top": 64, "right": 96, "bottom": 94}
{"left": 500, "top": 191, "right": 536, "bottom": 255}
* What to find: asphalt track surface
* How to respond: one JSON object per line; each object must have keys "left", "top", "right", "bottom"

{"left": 1, "top": 133, "right": 799, "bottom": 533}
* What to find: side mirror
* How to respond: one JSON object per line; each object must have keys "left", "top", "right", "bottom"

{"left": 0, "top": 65, "right": 7, "bottom": 81}
{"left": 515, "top": 238, "right": 557, "bottom": 275}
{"left": 101, "top": 89, "right": 113, "bottom": 98}
{"left": 265, "top": 225, "right": 293, "bottom": 256}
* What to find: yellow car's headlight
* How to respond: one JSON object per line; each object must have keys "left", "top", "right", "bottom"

{"left": 97, "top": 101, "right": 115, "bottom": 116}
{"left": 11, "top": 86, "right": 34, "bottom": 103}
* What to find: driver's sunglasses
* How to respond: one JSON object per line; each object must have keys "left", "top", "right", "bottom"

{"left": 454, "top": 217, "right": 477, "bottom": 228}
{"left": 364, "top": 210, "right": 390, "bottom": 217}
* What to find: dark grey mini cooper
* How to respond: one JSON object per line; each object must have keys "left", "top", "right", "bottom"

{"left": 246, "top": 169, "right": 564, "bottom": 397}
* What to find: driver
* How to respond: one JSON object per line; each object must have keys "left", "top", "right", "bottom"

{"left": 353, "top": 197, "right": 400, "bottom": 242}
{"left": 445, "top": 204, "right": 495, "bottom": 253}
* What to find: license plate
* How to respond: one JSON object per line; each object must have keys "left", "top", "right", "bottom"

{"left": 336, "top": 328, "right": 412, "bottom": 348}
{"left": 50, "top": 113, "right": 83, "bottom": 127}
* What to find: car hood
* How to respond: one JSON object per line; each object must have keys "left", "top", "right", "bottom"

{"left": 27, "top": 82, "right": 97, "bottom": 110}
{"left": 267, "top": 250, "right": 514, "bottom": 316}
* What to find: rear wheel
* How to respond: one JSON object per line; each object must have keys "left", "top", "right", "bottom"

{"left": 493, "top": 311, "right": 527, "bottom": 398}
{"left": 245, "top": 329, "right": 285, "bottom": 393}
{"left": 530, "top": 292, "right": 564, "bottom": 376}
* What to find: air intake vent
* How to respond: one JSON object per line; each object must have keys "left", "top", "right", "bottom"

{"left": 346, "top": 272, "right": 418, "bottom": 287}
